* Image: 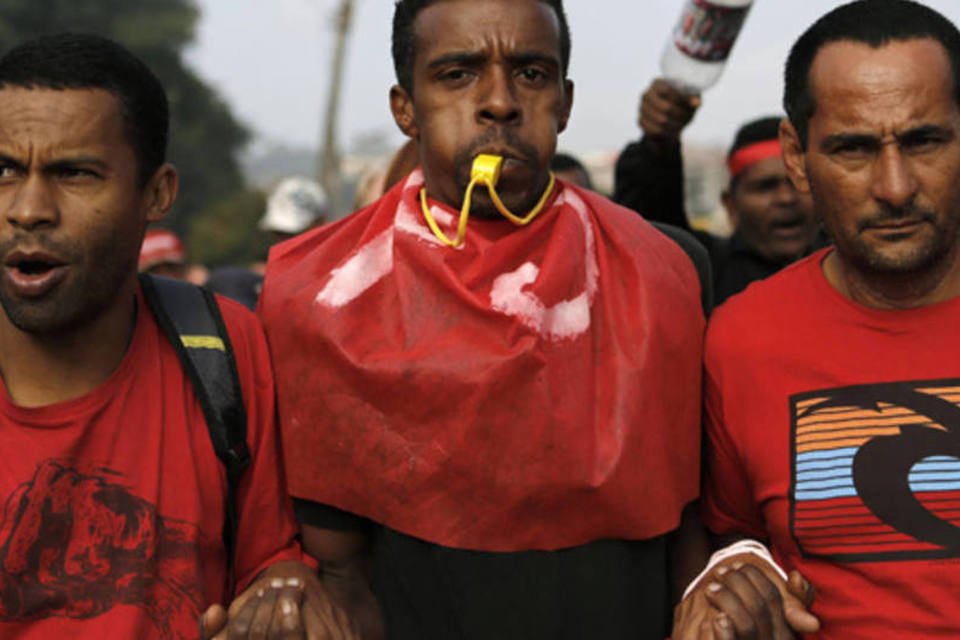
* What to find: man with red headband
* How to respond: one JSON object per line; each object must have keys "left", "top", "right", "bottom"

{"left": 614, "top": 82, "right": 819, "bottom": 304}
{"left": 258, "top": 0, "right": 711, "bottom": 637}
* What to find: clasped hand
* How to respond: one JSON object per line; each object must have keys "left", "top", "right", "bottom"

{"left": 199, "top": 560, "right": 359, "bottom": 640}
{"left": 672, "top": 555, "right": 819, "bottom": 639}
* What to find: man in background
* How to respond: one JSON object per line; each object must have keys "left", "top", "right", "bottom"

{"left": 138, "top": 227, "right": 188, "bottom": 280}
{"left": 615, "top": 80, "right": 819, "bottom": 303}
{"left": 206, "top": 176, "right": 329, "bottom": 310}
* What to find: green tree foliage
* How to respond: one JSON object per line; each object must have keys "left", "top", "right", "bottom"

{"left": 0, "top": 0, "right": 262, "bottom": 265}
{"left": 187, "top": 188, "right": 270, "bottom": 267}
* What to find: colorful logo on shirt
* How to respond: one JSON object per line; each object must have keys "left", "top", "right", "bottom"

{"left": 790, "top": 380, "right": 960, "bottom": 562}
{"left": 0, "top": 460, "right": 203, "bottom": 637}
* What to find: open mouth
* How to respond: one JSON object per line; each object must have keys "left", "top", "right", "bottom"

{"left": 13, "top": 259, "right": 58, "bottom": 275}
{"left": 769, "top": 216, "right": 810, "bottom": 236}
{"left": 2, "top": 251, "right": 68, "bottom": 297}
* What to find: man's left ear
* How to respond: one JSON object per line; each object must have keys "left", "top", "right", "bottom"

{"left": 143, "top": 163, "right": 179, "bottom": 223}
{"left": 558, "top": 79, "right": 574, "bottom": 133}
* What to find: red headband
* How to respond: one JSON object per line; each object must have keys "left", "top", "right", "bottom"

{"left": 728, "top": 139, "right": 782, "bottom": 178}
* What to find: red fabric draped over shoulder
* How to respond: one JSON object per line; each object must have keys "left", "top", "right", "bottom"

{"left": 260, "top": 170, "right": 704, "bottom": 552}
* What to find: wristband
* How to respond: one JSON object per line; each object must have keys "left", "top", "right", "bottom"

{"left": 681, "top": 538, "right": 789, "bottom": 601}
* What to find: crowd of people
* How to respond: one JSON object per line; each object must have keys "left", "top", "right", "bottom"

{"left": 1, "top": 0, "right": 959, "bottom": 638}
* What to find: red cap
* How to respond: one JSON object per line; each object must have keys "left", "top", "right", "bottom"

{"left": 139, "top": 229, "right": 186, "bottom": 271}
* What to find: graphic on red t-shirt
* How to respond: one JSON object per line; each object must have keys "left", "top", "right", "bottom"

{"left": 791, "top": 379, "right": 960, "bottom": 562}
{"left": 0, "top": 459, "right": 203, "bottom": 637}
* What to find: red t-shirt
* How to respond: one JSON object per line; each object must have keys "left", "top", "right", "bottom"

{"left": 0, "top": 291, "right": 303, "bottom": 639}
{"left": 703, "top": 248, "right": 960, "bottom": 638}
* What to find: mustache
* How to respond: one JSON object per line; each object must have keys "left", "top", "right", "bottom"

{"left": 453, "top": 129, "right": 539, "bottom": 183}
{"left": 855, "top": 202, "right": 936, "bottom": 232}
{"left": 0, "top": 233, "right": 74, "bottom": 261}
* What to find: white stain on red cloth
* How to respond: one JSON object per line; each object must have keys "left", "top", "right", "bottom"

{"left": 315, "top": 173, "right": 598, "bottom": 340}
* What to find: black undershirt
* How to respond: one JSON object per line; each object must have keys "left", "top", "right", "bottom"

{"left": 295, "top": 498, "right": 670, "bottom": 640}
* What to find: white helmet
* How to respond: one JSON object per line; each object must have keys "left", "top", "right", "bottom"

{"left": 259, "top": 177, "right": 329, "bottom": 234}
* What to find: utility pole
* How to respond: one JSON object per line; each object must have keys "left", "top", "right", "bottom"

{"left": 317, "top": 0, "right": 354, "bottom": 218}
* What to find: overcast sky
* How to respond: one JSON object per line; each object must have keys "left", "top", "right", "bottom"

{"left": 186, "top": 0, "right": 960, "bottom": 156}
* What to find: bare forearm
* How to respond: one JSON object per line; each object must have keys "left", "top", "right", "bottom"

{"left": 302, "top": 523, "right": 383, "bottom": 639}
{"left": 668, "top": 501, "right": 712, "bottom": 604}
{"left": 321, "top": 563, "right": 384, "bottom": 640}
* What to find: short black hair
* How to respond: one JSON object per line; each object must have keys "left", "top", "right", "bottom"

{"left": 784, "top": 0, "right": 960, "bottom": 147}
{"left": 392, "top": 0, "right": 571, "bottom": 94}
{"left": 0, "top": 33, "right": 169, "bottom": 186}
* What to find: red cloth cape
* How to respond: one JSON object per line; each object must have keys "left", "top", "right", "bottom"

{"left": 260, "top": 170, "right": 704, "bottom": 551}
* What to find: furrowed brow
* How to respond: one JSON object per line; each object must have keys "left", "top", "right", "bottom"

{"left": 44, "top": 156, "right": 109, "bottom": 170}
{"left": 42, "top": 156, "right": 111, "bottom": 177}
{"left": 820, "top": 132, "right": 879, "bottom": 151}
{"left": 426, "top": 51, "right": 486, "bottom": 70}
{"left": 897, "top": 124, "right": 954, "bottom": 144}
{"left": 509, "top": 52, "right": 560, "bottom": 69}
{"left": 0, "top": 153, "right": 25, "bottom": 169}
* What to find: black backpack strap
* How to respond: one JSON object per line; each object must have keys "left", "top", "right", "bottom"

{"left": 651, "top": 221, "right": 715, "bottom": 316}
{"left": 139, "top": 273, "right": 251, "bottom": 595}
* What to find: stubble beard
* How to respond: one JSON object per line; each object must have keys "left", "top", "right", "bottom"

{"left": 854, "top": 213, "right": 951, "bottom": 276}
{"left": 816, "top": 193, "right": 952, "bottom": 275}
{"left": 0, "top": 238, "right": 137, "bottom": 338}
{"left": 857, "top": 233, "right": 949, "bottom": 274}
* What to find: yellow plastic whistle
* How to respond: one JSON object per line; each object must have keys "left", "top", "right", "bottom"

{"left": 471, "top": 154, "right": 503, "bottom": 186}
{"left": 419, "top": 154, "right": 556, "bottom": 248}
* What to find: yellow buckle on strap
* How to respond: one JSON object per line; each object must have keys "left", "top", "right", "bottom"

{"left": 181, "top": 335, "right": 226, "bottom": 351}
